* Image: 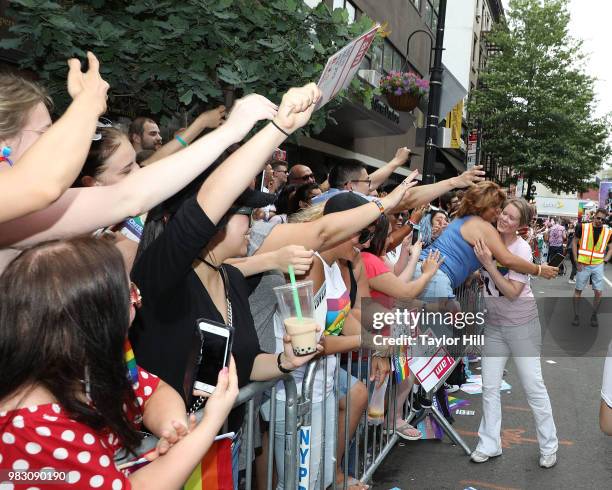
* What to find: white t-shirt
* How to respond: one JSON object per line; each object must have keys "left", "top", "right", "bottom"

{"left": 385, "top": 244, "right": 402, "bottom": 266}
{"left": 602, "top": 344, "right": 612, "bottom": 408}
{"left": 273, "top": 253, "right": 350, "bottom": 402}
{"left": 482, "top": 237, "right": 538, "bottom": 326}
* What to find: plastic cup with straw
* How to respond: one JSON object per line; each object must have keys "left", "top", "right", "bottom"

{"left": 273, "top": 267, "right": 317, "bottom": 356}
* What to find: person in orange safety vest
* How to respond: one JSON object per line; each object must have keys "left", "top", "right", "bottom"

{"left": 572, "top": 208, "right": 612, "bottom": 327}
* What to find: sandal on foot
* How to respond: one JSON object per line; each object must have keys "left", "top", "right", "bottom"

{"left": 395, "top": 422, "right": 422, "bottom": 440}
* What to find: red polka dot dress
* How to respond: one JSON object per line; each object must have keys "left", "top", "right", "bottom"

{"left": 0, "top": 367, "right": 159, "bottom": 489}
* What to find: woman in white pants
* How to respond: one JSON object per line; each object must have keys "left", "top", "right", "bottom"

{"left": 471, "top": 197, "right": 558, "bottom": 468}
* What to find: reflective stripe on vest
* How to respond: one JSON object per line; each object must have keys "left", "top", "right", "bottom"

{"left": 578, "top": 223, "right": 612, "bottom": 265}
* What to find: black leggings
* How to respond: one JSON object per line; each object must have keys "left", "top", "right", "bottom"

{"left": 568, "top": 238, "right": 577, "bottom": 279}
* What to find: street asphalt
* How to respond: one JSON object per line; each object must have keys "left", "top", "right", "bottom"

{"left": 372, "top": 261, "right": 612, "bottom": 490}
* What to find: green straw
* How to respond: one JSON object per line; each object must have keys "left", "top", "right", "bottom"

{"left": 287, "top": 265, "right": 303, "bottom": 321}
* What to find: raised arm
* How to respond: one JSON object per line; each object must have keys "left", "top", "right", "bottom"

{"left": 395, "top": 166, "right": 486, "bottom": 211}
{"left": 477, "top": 221, "right": 557, "bottom": 278}
{"left": 369, "top": 147, "right": 412, "bottom": 190}
{"left": 227, "top": 245, "right": 314, "bottom": 277}
{"left": 197, "top": 85, "right": 320, "bottom": 224}
{"left": 0, "top": 96, "right": 275, "bottom": 247}
{"left": 256, "top": 171, "right": 420, "bottom": 254}
{"left": 0, "top": 52, "right": 108, "bottom": 223}
{"left": 368, "top": 250, "right": 443, "bottom": 300}
{"left": 142, "top": 106, "right": 226, "bottom": 166}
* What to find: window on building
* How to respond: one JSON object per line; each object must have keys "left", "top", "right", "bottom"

{"left": 383, "top": 40, "right": 394, "bottom": 73}
{"left": 371, "top": 43, "right": 383, "bottom": 72}
{"left": 425, "top": 0, "right": 439, "bottom": 32}
{"left": 472, "top": 33, "right": 478, "bottom": 62}
{"left": 332, "top": 0, "right": 358, "bottom": 24}
{"left": 410, "top": 0, "right": 421, "bottom": 12}
{"left": 393, "top": 49, "right": 404, "bottom": 72}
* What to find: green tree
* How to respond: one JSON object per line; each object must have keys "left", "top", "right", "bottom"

{"left": 468, "top": 0, "right": 610, "bottom": 195}
{"left": 2, "top": 0, "right": 377, "bottom": 134}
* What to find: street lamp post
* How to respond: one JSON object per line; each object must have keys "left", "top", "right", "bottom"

{"left": 422, "top": 0, "right": 448, "bottom": 185}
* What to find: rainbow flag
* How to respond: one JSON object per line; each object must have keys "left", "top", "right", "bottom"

{"left": 448, "top": 395, "right": 470, "bottom": 411}
{"left": 124, "top": 338, "right": 138, "bottom": 385}
{"left": 184, "top": 439, "right": 234, "bottom": 490}
{"left": 393, "top": 345, "right": 410, "bottom": 384}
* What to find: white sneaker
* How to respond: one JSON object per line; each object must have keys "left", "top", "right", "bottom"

{"left": 568, "top": 279, "right": 576, "bottom": 284}
{"left": 539, "top": 452, "right": 557, "bottom": 468}
{"left": 470, "top": 450, "right": 501, "bottom": 463}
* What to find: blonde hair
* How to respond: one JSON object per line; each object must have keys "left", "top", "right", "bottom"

{"left": 504, "top": 198, "right": 534, "bottom": 227}
{"left": 288, "top": 202, "right": 325, "bottom": 223}
{"left": 455, "top": 181, "right": 506, "bottom": 218}
{"left": 0, "top": 74, "right": 52, "bottom": 141}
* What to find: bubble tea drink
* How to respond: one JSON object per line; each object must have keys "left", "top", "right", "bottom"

{"left": 273, "top": 280, "right": 317, "bottom": 356}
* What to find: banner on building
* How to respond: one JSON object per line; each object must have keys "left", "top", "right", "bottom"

{"left": 315, "top": 24, "right": 379, "bottom": 110}
{"left": 467, "top": 129, "right": 478, "bottom": 169}
{"left": 599, "top": 181, "right": 612, "bottom": 213}
{"left": 446, "top": 100, "right": 464, "bottom": 150}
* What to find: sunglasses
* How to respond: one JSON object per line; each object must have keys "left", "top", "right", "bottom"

{"left": 130, "top": 282, "right": 142, "bottom": 309}
{"left": 92, "top": 117, "right": 114, "bottom": 141}
{"left": 358, "top": 228, "right": 375, "bottom": 244}
{"left": 273, "top": 170, "right": 289, "bottom": 175}
{"left": 294, "top": 173, "right": 315, "bottom": 181}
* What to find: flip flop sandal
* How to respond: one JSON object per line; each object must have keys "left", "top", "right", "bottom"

{"left": 394, "top": 422, "right": 422, "bottom": 441}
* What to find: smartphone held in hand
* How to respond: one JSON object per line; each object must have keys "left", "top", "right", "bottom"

{"left": 194, "top": 319, "right": 234, "bottom": 394}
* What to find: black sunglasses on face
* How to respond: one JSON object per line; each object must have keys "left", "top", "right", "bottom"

{"left": 358, "top": 228, "right": 375, "bottom": 244}
{"left": 295, "top": 174, "right": 315, "bottom": 181}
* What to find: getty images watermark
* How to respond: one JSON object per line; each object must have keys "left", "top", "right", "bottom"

{"left": 369, "top": 306, "right": 486, "bottom": 350}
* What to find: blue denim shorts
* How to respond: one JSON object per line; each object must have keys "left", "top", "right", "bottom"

{"left": 575, "top": 263, "right": 605, "bottom": 291}
{"left": 414, "top": 262, "right": 455, "bottom": 300}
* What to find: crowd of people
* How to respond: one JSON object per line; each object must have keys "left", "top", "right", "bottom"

{"left": 0, "top": 52, "right": 611, "bottom": 490}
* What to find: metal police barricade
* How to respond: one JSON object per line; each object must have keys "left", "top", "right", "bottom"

{"left": 296, "top": 348, "right": 400, "bottom": 489}
{"left": 324, "top": 279, "right": 486, "bottom": 488}
{"left": 405, "top": 279, "right": 485, "bottom": 456}
{"left": 114, "top": 374, "right": 299, "bottom": 490}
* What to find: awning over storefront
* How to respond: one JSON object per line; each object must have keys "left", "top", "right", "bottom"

{"left": 326, "top": 95, "right": 415, "bottom": 139}
{"left": 438, "top": 148, "right": 467, "bottom": 173}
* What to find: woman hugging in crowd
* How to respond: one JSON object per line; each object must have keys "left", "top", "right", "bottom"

{"left": 470, "top": 198, "right": 558, "bottom": 469}
{"left": 413, "top": 181, "right": 559, "bottom": 304}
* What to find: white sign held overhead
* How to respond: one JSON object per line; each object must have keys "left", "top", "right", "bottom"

{"left": 315, "top": 24, "right": 379, "bottom": 110}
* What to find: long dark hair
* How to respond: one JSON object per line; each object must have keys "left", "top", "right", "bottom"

{"left": 0, "top": 237, "right": 141, "bottom": 452}
{"left": 364, "top": 214, "right": 390, "bottom": 257}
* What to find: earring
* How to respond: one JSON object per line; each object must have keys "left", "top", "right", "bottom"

{"left": 0, "top": 146, "right": 13, "bottom": 166}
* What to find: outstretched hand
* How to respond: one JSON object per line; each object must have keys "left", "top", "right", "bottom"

{"left": 381, "top": 170, "right": 420, "bottom": 212}
{"left": 453, "top": 165, "right": 485, "bottom": 188}
{"left": 473, "top": 238, "right": 495, "bottom": 268}
{"left": 67, "top": 51, "right": 110, "bottom": 116}
{"left": 273, "top": 83, "right": 322, "bottom": 135}
{"left": 225, "top": 94, "right": 278, "bottom": 141}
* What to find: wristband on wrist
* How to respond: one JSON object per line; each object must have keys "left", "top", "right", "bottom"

{"left": 277, "top": 352, "right": 294, "bottom": 373}
{"left": 175, "top": 135, "right": 188, "bottom": 148}
{"left": 373, "top": 198, "right": 385, "bottom": 214}
{"left": 537, "top": 265, "right": 542, "bottom": 276}
{"left": 271, "top": 120, "right": 290, "bottom": 137}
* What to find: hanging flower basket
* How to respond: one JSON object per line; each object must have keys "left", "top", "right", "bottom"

{"left": 385, "top": 93, "right": 420, "bottom": 112}
{"left": 380, "top": 71, "right": 429, "bottom": 112}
